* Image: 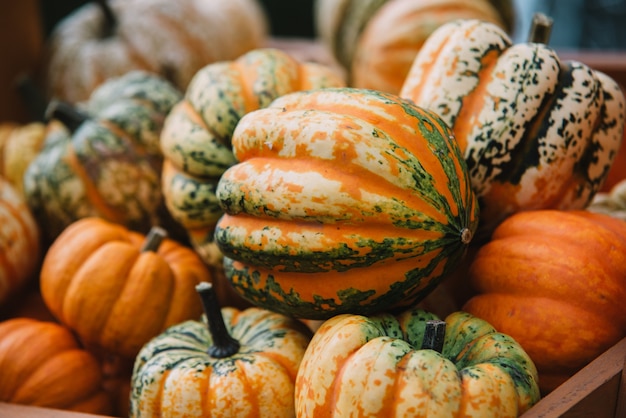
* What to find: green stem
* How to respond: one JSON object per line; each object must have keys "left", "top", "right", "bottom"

{"left": 196, "top": 282, "right": 240, "bottom": 358}
{"left": 140, "top": 226, "right": 167, "bottom": 252}
{"left": 95, "top": 0, "right": 117, "bottom": 38}
{"left": 528, "top": 12, "right": 553, "bottom": 44}
{"left": 45, "top": 100, "right": 90, "bottom": 134}
{"left": 421, "top": 320, "right": 447, "bottom": 353}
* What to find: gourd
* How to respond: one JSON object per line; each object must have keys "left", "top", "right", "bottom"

{"left": 43, "top": 0, "right": 268, "bottom": 103}
{"left": 24, "top": 70, "right": 183, "bottom": 244}
{"left": 462, "top": 209, "right": 626, "bottom": 393}
{"left": 159, "top": 48, "right": 346, "bottom": 265}
{"left": 314, "top": 0, "right": 514, "bottom": 94}
{"left": 130, "top": 282, "right": 312, "bottom": 417}
{"left": 0, "top": 318, "right": 112, "bottom": 415}
{"left": 0, "top": 177, "right": 40, "bottom": 306}
{"left": 588, "top": 178, "right": 626, "bottom": 221}
{"left": 295, "top": 308, "right": 540, "bottom": 417}
{"left": 214, "top": 87, "right": 479, "bottom": 319}
{"left": 400, "top": 16, "right": 626, "bottom": 239}
{"left": 39, "top": 216, "right": 212, "bottom": 359}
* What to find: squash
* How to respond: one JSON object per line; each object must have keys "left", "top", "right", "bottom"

{"left": 24, "top": 70, "right": 183, "bottom": 245}
{"left": 400, "top": 16, "right": 626, "bottom": 239}
{"left": 160, "top": 48, "right": 346, "bottom": 265}
{"left": 130, "top": 281, "right": 312, "bottom": 417}
{"left": 214, "top": 87, "right": 479, "bottom": 319}
{"left": 295, "top": 308, "right": 540, "bottom": 417}
{"left": 0, "top": 318, "right": 112, "bottom": 415}
{"left": 43, "top": 0, "right": 268, "bottom": 103}
{"left": 0, "top": 177, "right": 40, "bottom": 306}
{"left": 39, "top": 217, "right": 211, "bottom": 359}
{"left": 462, "top": 209, "right": 626, "bottom": 393}
{"left": 588, "top": 178, "right": 626, "bottom": 221}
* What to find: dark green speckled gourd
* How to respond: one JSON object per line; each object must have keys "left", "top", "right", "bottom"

{"left": 214, "top": 87, "right": 479, "bottom": 319}
{"left": 23, "top": 71, "right": 183, "bottom": 244}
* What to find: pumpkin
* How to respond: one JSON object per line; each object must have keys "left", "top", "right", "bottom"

{"left": 314, "top": 0, "right": 514, "bottom": 93}
{"left": 43, "top": 0, "right": 268, "bottom": 103}
{"left": 0, "top": 177, "right": 40, "bottom": 306}
{"left": 0, "top": 318, "right": 112, "bottom": 415}
{"left": 214, "top": 87, "right": 479, "bottom": 319}
{"left": 462, "top": 209, "right": 626, "bottom": 393}
{"left": 24, "top": 70, "right": 183, "bottom": 244}
{"left": 295, "top": 308, "right": 540, "bottom": 417}
{"left": 39, "top": 216, "right": 211, "bottom": 359}
{"left": 130, "top": 282, "right": 312, "bottom": 417}
{"left": 160, "top": 47, "right": 346, "bottom": 264}
{"left": 400, "top": 16, "right": 626, "bottom": 239}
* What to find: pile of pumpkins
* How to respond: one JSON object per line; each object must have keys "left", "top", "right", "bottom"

{"left": 1, "top": 0, "right": 626, "bottom": 417}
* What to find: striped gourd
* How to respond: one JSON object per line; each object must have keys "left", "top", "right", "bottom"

{"left": 23, "top": 71, "right": 182, "bottom": 244}
{"left": 400, "top": 18, "right": 626, "bottom": 239}
{"left": 295, "top": 309, "right": 540, "bottom": 417}
{"left": 160, "top": 48, "right": 345, "bottom": 265}
{"left": 214, "top": 87, "right": 479, "bottom": 319}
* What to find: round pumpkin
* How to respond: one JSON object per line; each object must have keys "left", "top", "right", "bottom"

{"left": 130, "top": 282, "right": 312, "bottom": 417}
{"left": 214, "top": 87, "right": 479, "bottom": 319}
{"left": 0, "top": 177, "right": 40, "bottom": 306}
{"left": 400, "top": 17, "right": 626, "bottom": 240}
{"left": 160, "top": 47, "right": 346, "bottom": 264}
{"left": 39, "top": 216, "right": 212, "bottom": 359}
{"left": 24, "top": 70, "right": 183, "bottom": 244}
{"left": 0, "top": 318, "right": 112, "bottom": 415}
{"left": 462, "top": 209, "right": 626, "bottom": 393}
{"left": 295, "top": 308, "right": 540, "bottom": 417}
{"left": 43, "top": 0, "right": 268, "bottom": 103}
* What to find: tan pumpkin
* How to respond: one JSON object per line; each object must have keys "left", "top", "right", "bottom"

{"left": 0, "top": 318, "right": 112, "bottom": 415}
{"left": 43, "top": 0, "right": 269, "bottom": 103}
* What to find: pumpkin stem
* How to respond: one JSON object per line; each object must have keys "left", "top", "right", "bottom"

{"left": 45, "top": 100, "right": 89, "bottom": 133}
{"left": 421, "top": 320, "right": 447, "bottom": 353}
{"left": 140, "top": 226, "right": 168, "bottom": 252}
{"left": 528, "top": 12, "right": 553, "bottom": 44}
{"left": 196, "top": 281, "right": 241, "bottom": 358}
{"left": 95, "top": 0, "right": 117, "bottom": 38}
{"left": 460, "top": 228, "right": 473, "bottom": 245}
{"left": 14, "top": 74, "right": 47, "bottom": 122}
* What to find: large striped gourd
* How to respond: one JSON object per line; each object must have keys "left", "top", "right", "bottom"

{"left": 214, "top": 88, "right": 479, "bottom": 319}
{"left": 160, "top": 48, "right": 345, "bottom": 265}
{"left": 400, "top": 17, "right": 626, "bottom": 239}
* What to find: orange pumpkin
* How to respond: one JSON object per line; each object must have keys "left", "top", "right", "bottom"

{"left": 39, "top": 217, "right": 211, "bottom": 358}
{"left": 462, "top": 209, "right": 626, "bottom": 393}
{"left": 0, "top": 318, "right": 112, "bottom": 415}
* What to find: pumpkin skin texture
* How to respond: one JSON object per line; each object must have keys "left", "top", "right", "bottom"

{"left": 0, "top": 177, "right": 40, "bottom": 306}
{"left": 24, "top": 71, "right": 183, "bottom": 244}
{"left": 214, "top": 87, "right": 479, "bottom": 319}
{"left": 43, "top": 0, "right": 268, "bottom": 103}
{"left": 400, "top": 19, "right": 626, "bottom": 239}
{"left": 295, "top": 309, "right": 540, "bottom": 417}
{"left": 160, "top": 48, "right": 346, "bottom": 264}
{"left": 39, "top": 216, "right": 210, "bottom": 359}
{"left": 130, "top": 304, "right": 313, "bottom": 417}
{"left": 462, "top": 209, "right": 626, "bottom": 393}
{"left": 0, "top": 318, "right": 112, "bottom": 415}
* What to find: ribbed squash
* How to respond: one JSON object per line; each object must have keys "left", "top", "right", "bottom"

{"left": 39, "top": 217, "right": 211, "bottom": 359}
{"left": 160, "top": 48, "right": 345, "bottom": 264}
{"left": 400, "top": 18, "right": 626, "bottom": 239}
{"left": 214, "top": 88, "right": 479, "bottom": 319}
{"left": 295, "top": 308, "right": 540, "bottom": 417}
{"left": 0, "top": 318, "right": 112, "bottom": 415}
{"left": 0, "top": 177, "right": 40, "bottom": 306}
{"left": 44, "top": 0, "right": 268, "bottom": 103}
{"left": 462, "top": 209, "right": 626, "bottom": 393}
{"left": 24, "top": 71, "right": 183, "bottom": 244}
{"left": 130, "top": 282, "right": 312, "bottom": 418}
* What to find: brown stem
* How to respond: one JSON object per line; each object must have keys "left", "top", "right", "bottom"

{"left": 45, "top": 100, "right": 90, "bottom": 133}
{"left": 196, "top": 282, "right": 240, "bottom": 358}
{"left": 528, "top": 12, "right": 553, "bottom": 44}
{"left": 13, "top": 74, "right": 47, "bottom": 122}
{"left": 140, "top": 226, "right": 168, "bottom": 252}
{"left": 95, "top": 0, "right": 117, "bottom": 38}
{"left": 421, "top": 320, "right": 447, "bottom": 353}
